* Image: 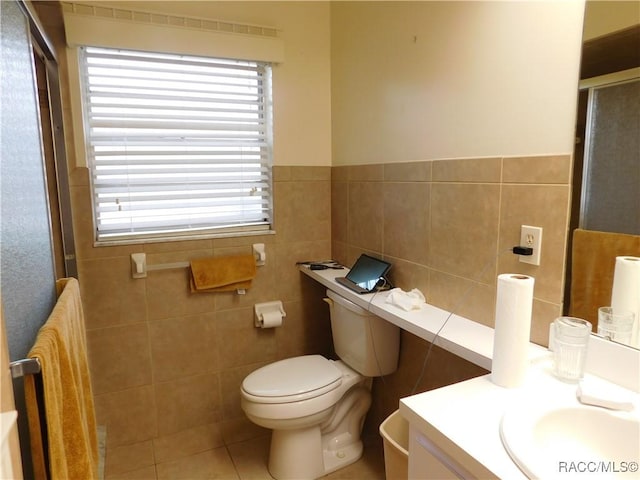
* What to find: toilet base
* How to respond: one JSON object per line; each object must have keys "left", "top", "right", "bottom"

{"left": 267, "top": 427, "right": 363, "bottom": 480}
{"left": 322, "top": 438, "right": 363, "bottom": 476}
{"left": 266, "top": 386, "right": 371, "bottom": 480}
{"left": 268, "top": 426, "right": 323, "bottom": 480}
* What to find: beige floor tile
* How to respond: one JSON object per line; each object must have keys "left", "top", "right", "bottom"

{"left": 156, "top": 448, "right": 239, "bottom": 480}
{"left": 104, "top": 440, "right": 155, "bottom": 477}
{"left": 106, "top": 465, "right": 157, "bottom": 480}
{"left": 227, "top": 436, "right": 274, "bottom": 480}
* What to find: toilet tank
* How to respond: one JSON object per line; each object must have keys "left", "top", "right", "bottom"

{"left": 325, "top": 289, "right": 400, "bottom": 376}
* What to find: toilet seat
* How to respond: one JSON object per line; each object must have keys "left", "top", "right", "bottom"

{"left": 242, "top": 355, "right": 343, "bottom": 404}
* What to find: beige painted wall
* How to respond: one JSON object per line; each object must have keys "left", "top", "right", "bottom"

{"left": 330, "top": 1, "right": 585, "bottom": 165}
{"left": 66, "top": 1, "right": 333, "bottom": 167}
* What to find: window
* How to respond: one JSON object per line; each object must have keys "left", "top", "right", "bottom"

{"left": 78, "top": 46, "right": 273, "bottom": 243}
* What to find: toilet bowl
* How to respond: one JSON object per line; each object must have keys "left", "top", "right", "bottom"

{"left": 240, "top": 289, "right": 400, "bottom": 480}
{"left": 241, "top": 356, "right": 371, "bottom": 479}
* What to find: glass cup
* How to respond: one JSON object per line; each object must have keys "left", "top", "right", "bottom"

{"left": 552, "top": 316, "right": 592, "bottom": 383}
{"left": 597, "top": 306, "right": 635, "bottom": 345}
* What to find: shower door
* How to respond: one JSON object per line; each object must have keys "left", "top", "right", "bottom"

{"left": 580, "top": 73, "right": 640, "bottom": 235}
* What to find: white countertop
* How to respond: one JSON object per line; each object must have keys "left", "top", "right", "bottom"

{"left": 301, "top": 265, "right": 547, "bottom": 371}
{"left": 400, "top": 356, "right": 640, "bottom": 479}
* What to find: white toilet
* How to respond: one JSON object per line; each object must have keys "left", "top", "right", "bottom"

{"left": 241, "top": 289, "right": 400, "bottom": 480}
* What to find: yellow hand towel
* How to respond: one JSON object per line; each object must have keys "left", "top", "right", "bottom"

{"left": 190, "top": 254, "right": 257, "bottom": 293}
{"left": 569, "top": 229, "right": 640, "bottom": 326}
{"left": 189, "top": 277, "right": 253, "bottom": 293}
{"left": 24, "top": 277, "right": 99, "bottom": 480}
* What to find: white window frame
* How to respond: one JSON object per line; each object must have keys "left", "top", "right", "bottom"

{"left": 77, "top": 46, "right": 274, "bottom": 245}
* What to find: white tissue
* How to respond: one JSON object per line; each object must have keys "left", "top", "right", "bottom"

{"left": 259, "top": 310, "right": 283, "bottom": 328}
{"left": 385, "top": 288, "right": 426, "bottom": 311}
{"left": 577, "top": 376, "right": 635, "bottom": 412}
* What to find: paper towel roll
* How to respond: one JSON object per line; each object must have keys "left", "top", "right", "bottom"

{"left": 491, "top": 273, "right": 535, "bottom": 388}
{"left": 611, "top": 256, "right": 640, "bottom": 348}
{"left": 258, "top": 310, "right": 283, "bottom": 329}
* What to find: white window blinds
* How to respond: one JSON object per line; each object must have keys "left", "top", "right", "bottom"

{"left": 79, "top": 46, "right": 273, "bottom": 243}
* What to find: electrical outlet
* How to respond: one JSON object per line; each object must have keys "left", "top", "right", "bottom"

{"left": 519, "top": 225, "right": 542, "bottom": 266}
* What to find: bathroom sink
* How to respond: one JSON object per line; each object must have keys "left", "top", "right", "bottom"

{"left": 500, "top": 402, "right": 640, "bottom": 479}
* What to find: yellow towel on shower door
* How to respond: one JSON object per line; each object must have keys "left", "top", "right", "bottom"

{"left": 569, "top": 229, "right": 640, "bottom": 326}
{"left": 190, "top": 254, "right": 256, "bottom": 292}
{"left": 24, "top": 277, "right": 99, "bottom": 480}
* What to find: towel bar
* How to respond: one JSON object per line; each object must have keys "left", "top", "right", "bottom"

{"left": 147, "top": 261, "right": 190, "bottom": 272}
{"left": 131, "top": 247, "right": 265, "bottom": 283}
{"left": 130, "top": 255, "right": 255, "bottom": 294}
{"left": 9, "top": 358, "right": 41, "bottom": 378}
{"left": 10, "top": 357, "right": 50, "bottom": 479}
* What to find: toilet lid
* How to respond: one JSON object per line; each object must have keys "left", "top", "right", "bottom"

{"left": 242, "top": 355, "right": 342, "bottom": 399}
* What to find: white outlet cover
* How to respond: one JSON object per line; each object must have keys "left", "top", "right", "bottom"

{"left": 520, "top": 225, "right": 542, "bottom": 266}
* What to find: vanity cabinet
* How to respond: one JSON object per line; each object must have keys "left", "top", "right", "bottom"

{"left": 399, "top": 373, "right": 527, "bottom": 480}
{"left": 408, "top": 426, "right": 465, "bottom": 479}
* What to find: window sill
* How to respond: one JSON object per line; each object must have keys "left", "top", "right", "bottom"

{"left": 93, "top": 229, "right": 276, "bottom": 247}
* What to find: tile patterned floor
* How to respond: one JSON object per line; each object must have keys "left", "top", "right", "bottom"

{"left": 106, "top": 434, "right": 386, "bottom": 480}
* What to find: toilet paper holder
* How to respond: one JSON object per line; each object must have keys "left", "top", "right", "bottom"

{"left": 254, "top": 301, "right": 286, "bottom": 328}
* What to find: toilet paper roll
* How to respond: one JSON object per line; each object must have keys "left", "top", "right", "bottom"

{"left": 258, "top": 310, "right": 283, "bottom": 329}
{"left": 611, "top": 256, "right": 640, "bottom": 348}
{"left": 491, "top": 274, "right": 535, "bottom": 388}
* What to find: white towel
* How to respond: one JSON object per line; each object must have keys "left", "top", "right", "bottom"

{"left": 577, "top": 376, "right": 635, "bottom": 412}
{"left": 385, "top": 288, "right": 426, "bottom": 311}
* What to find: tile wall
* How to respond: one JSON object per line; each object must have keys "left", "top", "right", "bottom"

{"left": 333, "top": 156, "right": 572, "bottom": 430}
{"left": 74, "top": 166, "right": 334, "bottom": 474}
